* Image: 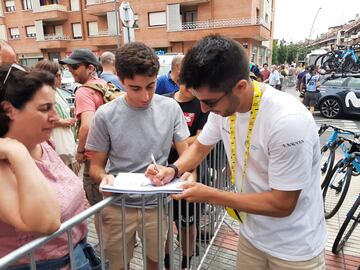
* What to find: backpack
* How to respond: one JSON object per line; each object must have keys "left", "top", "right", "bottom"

{"left": 83, "top": 81, "right": 125, "bottom": 103}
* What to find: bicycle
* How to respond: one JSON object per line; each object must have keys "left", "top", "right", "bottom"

{"left": 314, "top": 44, "right": 360, "bottom": 74}
{"left": 318, "top": 124, "right": 359, "bottom": 188}
{"left": 332, "top": 188, "right": 360, "bottom": 254}
{"left": 322, "top": 137, "right": 360, "bottom": 219}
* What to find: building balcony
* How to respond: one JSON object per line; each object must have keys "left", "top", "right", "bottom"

{"left": 33, "top": 4, "right": 67, "bottom": 21}
{"left": 38, "top": 34, "right": 70, "bottom": 48}
{"left": 87, "top": 31, "right": 118, "bottom": 46}
{"left": 86, "top": 0, "right": 116, "bottom": 16}
{"left": 167, "top": 17, "right": 271, "bottom": 42}
{"left": 167, "top": 0, "right": 210, "bottom": 4}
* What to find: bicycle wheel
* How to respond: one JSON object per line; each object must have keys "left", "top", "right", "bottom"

{"left": 320, "top": 146, "right": 335, "bottom": 188}
{"left": 322, "top": 160, "right": 352, "bottom": 219}
{"left": 315, "top": 54, "right": 326, "bottom": 67}
{"left": 332, "top": 196, "right": 360, "bottom": 254}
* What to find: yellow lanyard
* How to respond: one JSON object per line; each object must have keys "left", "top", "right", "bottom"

{"left": 226, "top": 81, "right": 262, "bottom": 223}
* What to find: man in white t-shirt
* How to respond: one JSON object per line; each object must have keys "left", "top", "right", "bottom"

{"left": 145, "top": 35, "right": 327, "bottom": 270}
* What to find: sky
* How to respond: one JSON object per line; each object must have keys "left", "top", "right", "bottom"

{"left": 273, "top": 0, "right": 360, "bottom": 42}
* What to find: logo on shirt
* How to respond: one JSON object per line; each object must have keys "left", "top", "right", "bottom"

{"left": 282, "top": 140, "right": 304, "bottom": 148}
{"left": 183, "top": 112, "right": 195, "bottom": 127}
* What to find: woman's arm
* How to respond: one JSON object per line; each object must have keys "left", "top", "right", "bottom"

{"left": 0, "top": 138, "right": 61, "bottom": 234}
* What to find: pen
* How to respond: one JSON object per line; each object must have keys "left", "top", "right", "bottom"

{"left": 151, "top": 154, "right": 159, "bottom": 172}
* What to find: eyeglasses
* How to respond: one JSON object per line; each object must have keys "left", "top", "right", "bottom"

{"left": 191, "top": 90, "right": 229, "bottom": 108}
{"left": 3, "top": 63, "right": 26, "bottom": 86}
{"left": 67, "top": 64, "right": 81, "bottom": 70}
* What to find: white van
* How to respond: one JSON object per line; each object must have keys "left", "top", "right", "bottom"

{"left": 157, "top": 53, "right": 183, "bottom": 77}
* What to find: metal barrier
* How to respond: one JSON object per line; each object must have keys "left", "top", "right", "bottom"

{"left": 0, "top": 143, "right": 234, "bottom": 270}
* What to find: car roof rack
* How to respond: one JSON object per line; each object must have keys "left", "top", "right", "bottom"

{"left": 323, "top": 72, "right": 360, "bottom": 80}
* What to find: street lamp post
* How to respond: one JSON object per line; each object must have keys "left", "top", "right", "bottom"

{"left": 114, "top": 0, "right": 120, "bottom": 48}
{"left": 308, "top": 7, "right": 322, "bottom": 41}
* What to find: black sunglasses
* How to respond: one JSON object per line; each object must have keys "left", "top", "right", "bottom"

{"left": 68, "top": 64, "right": 82, "bottom": 70}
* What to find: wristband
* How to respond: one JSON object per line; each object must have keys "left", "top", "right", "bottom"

{"left": 77, "top": 150, "right": 85, "bottom": 154}
{"left": 167, "top": 164, "right": 179, "bottom": 180}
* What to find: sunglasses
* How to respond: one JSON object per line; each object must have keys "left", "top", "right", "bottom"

{"left": 3, "top": 63, "right": 26, "bottom": 86}
{"left": 196, "top": 92, "right": 229, "bottom": 108}
{"left": 67, "top": 64, "right": 82, "bottom": 70}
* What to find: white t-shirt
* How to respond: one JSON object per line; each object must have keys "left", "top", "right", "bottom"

{"left": 198, "top": 86, "right": 327, "bottom": 261}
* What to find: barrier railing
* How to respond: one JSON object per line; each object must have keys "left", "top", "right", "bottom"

{"left": 0, "top": 142, "right": 233, "bottom": 270}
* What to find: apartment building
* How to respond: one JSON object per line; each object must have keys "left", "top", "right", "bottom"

{"left": 0, "top": 0, "right": 274, "bottom": 66}
{"left": 306, "top": 14, "right": 360, "bottom": 49}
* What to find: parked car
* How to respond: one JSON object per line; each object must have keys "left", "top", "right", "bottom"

{"left": 61, "top": 69, "right": 75, "bottom": 89}
{"left": 58, "top": 88, "right": 75, "bottom": 108}
{"left": 317, "top": 74, "right": 360, "bottom": 118}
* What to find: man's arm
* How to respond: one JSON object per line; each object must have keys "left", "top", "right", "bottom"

{"left": 76, "top": 111, "right": 94, "bottom": 162}
{"left": 145, "top": 139, "right": 213, "bottom": 185}
{"left": 185, "top": 130, "right": 202, "bottom": 146}
{"left": 173, "top": 183, "right": 301, "bottom": 217}
{"left": 89, "top": 151, "right": 108, "bottom": 184}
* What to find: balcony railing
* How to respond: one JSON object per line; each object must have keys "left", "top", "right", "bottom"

{"left": 35, "top": 4, "right": 67, "bottom": 12}
{"left": 89, "top": 30, "right": 116, "bottom": 37}
{"left": 44, "top": 34, "right": 70, "bottom": 40}
{"left": 86, "top": 0, "right": 113, "bottom": 5}
{"left": 168, "top": 17, "right": 270, "bottom": 32}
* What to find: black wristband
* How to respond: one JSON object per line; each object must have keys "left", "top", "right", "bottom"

{"left": 167, "top": 164, "right": 179, "bottom": 180}
{"left": 77, "top": 150, "right": 85, "bottom": 154}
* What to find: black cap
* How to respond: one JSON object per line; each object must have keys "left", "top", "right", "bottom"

{"left": 59, "top": 49, "right": 99, "bottom": 67}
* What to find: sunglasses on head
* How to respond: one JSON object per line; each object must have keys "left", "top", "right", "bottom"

{"left": 3, "top": 63, "right": 26, "bottom": 85}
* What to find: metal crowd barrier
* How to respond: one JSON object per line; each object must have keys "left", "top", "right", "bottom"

{"left": 0, "top": 143, "right": 235, "bottom": 270}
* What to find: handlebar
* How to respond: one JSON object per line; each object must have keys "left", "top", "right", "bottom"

{"left": 318, "top": 124, "right": 360, "bottom": 137}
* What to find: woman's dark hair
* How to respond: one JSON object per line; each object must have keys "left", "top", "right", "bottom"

{"left": 0, "top": 64, "right": 55, "bottom": 137}
{"left": 35, "top": 60, "right": 60, "bottom": 76}
{"left": 115, "top": 42, "right": 159, "bottom": 80}
{"left": 180, "top": 35, "right": 250, "bottom": 93}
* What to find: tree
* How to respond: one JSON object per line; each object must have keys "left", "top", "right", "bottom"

{"left": 278, "top": 39, "right": 287, "bottom": 64}
{"left": 272, "top": 39, "right": 279, "bottom": 65}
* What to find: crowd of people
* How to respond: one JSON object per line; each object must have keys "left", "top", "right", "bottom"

{"left": 0, "top": 35, "right": 327, "bottom": 270}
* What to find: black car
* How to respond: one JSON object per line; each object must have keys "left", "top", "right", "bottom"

{"left": 317, "top": 74, "right": 360, "bottom": 118}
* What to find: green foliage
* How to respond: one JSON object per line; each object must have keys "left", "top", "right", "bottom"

{"left": 272, "top": 39, "right": 315, "bottom": 64}
{"left": 272, "top": 39, "right": 279, "bottom": 65}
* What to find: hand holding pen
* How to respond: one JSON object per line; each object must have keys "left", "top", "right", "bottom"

{"left": 145, "top": 154, "right": 174, "bottom": 186}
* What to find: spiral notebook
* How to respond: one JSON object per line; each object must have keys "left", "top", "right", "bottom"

{"left": 100, "top": 173, "right": 184, "bottom": 194}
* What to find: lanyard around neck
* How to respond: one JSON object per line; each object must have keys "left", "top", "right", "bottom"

{"left": 229, "top": 81, "right": 262, "bottom": 187}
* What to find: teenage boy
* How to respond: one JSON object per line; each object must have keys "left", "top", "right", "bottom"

{"left": 86, "top": 42, "right": 190, "bottom": 270}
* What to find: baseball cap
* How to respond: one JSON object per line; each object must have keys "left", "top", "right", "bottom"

{"left": 59, "top": 49, "right": 99, "bottom": 67}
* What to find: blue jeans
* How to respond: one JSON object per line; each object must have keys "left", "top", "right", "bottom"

{"left": 7, "top": 239, "right": 91, "bottom": 270}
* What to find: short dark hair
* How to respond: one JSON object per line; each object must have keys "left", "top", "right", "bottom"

{"left": 263, "top": 63, "right": 268, "bottom": 67}
{"left": 0, "top": 65, "right": 55, "bottom": 137}
{"left": 180, "top": 35, "right": 250, "bottom": 93}
{"left": 115, "top": 42, "right": 159, "bottom": 80}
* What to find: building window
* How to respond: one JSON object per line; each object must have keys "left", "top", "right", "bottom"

{"left": 265, "top": 13, "right": 269, "bottom": 23}
{"left": 148, "top": 11, "right": 166, "bottom": 27}
{"left": 9, "top": 27, "right": 20, "bottom": 39}
{"left": 88, "top": 21, "right": 98, "bottom": 36}
{"left": 72, "top": 23, "right": 82, "bottom": 39}
{"left": 26, "top": 26, "right": 36, "bottom": 38}
{"left": 4, "top": 0, "right": 16, "bottom": 12}
{"left": 22, "top": 0, "right": 32, "bottom": 10}
{"left": 184, "top": 11, "right": 197, "bottom": 23}
{"left": 133, "top": 13, "right": 139, "bottom": 28}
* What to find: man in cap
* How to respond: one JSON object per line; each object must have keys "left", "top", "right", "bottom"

{"left": 60, "top": 49, "right": 108, "bottom": 209}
